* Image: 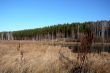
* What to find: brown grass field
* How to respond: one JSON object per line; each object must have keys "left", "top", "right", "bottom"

{"left": 0, "top": 40, "right": 110, "bottom": 73}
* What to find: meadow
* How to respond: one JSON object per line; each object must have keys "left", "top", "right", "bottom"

{"left": 0, "top": 41, "right": 110, "bottom": 73}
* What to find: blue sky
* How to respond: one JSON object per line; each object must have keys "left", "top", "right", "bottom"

{"left": 0, "top": 0, "right": 110, "bottom": 32}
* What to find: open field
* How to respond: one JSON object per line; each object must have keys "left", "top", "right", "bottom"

{"left": 0, "top": 41, "right": 110, "bottom": 73}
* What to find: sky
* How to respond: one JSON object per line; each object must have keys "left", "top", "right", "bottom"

{"left": 0, "top": 0, "right": 110, "bottom": 32}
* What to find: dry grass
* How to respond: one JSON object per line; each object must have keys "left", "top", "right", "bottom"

{"left": 0, "top": 41, "right": 110, "bottom": 73}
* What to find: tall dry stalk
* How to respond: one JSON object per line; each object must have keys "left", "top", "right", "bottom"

{"left": 17, "top": 41, "right": 24, "bottom": 63}
{"left": 78, "top": 25, "right": 94, "bottom": 65}
{"left": 17, "top": 41, "right": 25, "bottom": 73}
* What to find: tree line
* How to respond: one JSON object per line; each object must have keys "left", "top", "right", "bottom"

{"left": 0, "top": 21, "right": 109, "bottom": 42}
